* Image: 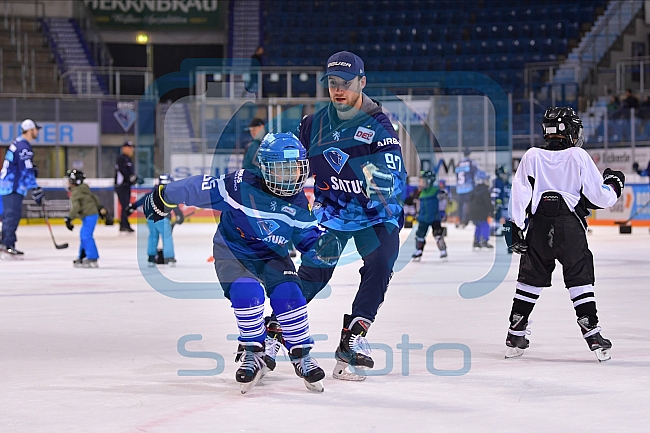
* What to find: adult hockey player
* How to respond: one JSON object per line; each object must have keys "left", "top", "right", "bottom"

{"left": 0, "top": 119, "right": 44, "bottom": 256}
{"left": 454, "top": 147, "right": 480, "bottom": 227}
{"left": 141, "top": 132, "right": 339, "bottom": 394}
{"left": 412, "top": 170, "right": 448, "bottom": 260}
{"left": 295, "top": 51, "right": 407, "bottom": 381}
{"left": 503, "top": 106, "right": 625, "bottom": 362}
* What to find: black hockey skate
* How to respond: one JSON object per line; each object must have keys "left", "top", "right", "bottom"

{"left": 479, "top": 240, "right": 493, "bottom": 249}
{"left": 577, "top": 316, "right": 612, "bottom": 362}
{"left": 235, "top": 342, "right": 266, "bottom": 394}
{"left": 164, "top": 257, "right": 177, "bottom": 267}
{"left": 333, "top": 314, "right": 374, "bottom": 381}
{"left": 263, "top": 316, "right": 284, "bottom": 372}
{"left": 289, "top": 345, "right": 325, "bottom": 392}
{"left": 505, "top": 313, "right": 530, "bottom": 359}
{"left": 472, "top": 240, "right": 481, "bottom": 250}
{"left": 0, "top": 244, "right": 24, "bottom": 259}
{"left": 411, "top": 249, "right": 423, "bottom": 261}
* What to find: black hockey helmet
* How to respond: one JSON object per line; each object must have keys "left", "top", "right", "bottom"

{"left": 496, "top": 164, "right": 510, "bottom": 177}
{"left": 67, "top": 169, "right": 85, "bottom": 185}
{"left": 420, "top": 170, "right": 436, "bottom": 188}
{"left": 542, "top": 106, "right": 584, "bottom": 147}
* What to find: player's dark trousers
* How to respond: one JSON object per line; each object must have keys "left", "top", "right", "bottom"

{"left": 1, "top": 193, "right": 24, "bottom": 248}
{"left": 298, "top": 223, "right": 400, "bottom": 322}
{"left": 456, "top": 193, "right": 471, "bottom": 226}
{"left": 517, "top": 214, "right": 594, "bottom": 289}
{"left": 115, "top": 185, "right": 132, "bottom": 230}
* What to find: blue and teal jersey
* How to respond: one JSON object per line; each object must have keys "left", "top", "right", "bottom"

{"left": 298, "top": 98, "right": 407, "bottom": 231}
{"left": 162, "top": 170, "right": 323, "bottom": 261}
{"left": 454, "top": 157, "right": 479, "bottom": 195}
{"left": 0, "top": 137, "right": 38, "bottom": 196}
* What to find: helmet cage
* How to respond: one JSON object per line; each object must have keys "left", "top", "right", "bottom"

{"left": 542, "top": 106, "right": 584, "bottom": 147}
{"left": 257, "top": 132, "right": 310, "bottom": 197}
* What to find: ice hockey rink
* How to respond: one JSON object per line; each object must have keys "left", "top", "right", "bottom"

{"left": 1, "top": 221, "right": 649, "bottom": 433}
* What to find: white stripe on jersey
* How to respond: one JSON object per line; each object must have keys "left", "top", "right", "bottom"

{"left": 216, "top": 176, "right": 317, "bottom": 229}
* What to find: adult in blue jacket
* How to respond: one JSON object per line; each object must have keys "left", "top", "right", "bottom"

{"left": 0, "top": 119, "right": 44, "bottom": 256}
{"left": 297, "top": 51, "right": 407, "bottom": 381}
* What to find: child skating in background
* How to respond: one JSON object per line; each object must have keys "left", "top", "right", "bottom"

{"left": 64, "top": 170, "right": 105, "bottom": 268}
{"left": 469, "top": 170, "right": 494, "bottom": 249}
{"left": 129, "top": 174, "right": 184, "bottom": 267}
{"left": 412, "top": 170, "right": 448, "bottom": 260}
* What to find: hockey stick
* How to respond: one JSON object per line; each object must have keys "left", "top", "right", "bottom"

{"left": 42, "top": 204, "right": 69, "bottom": 249}
{"left": 614, "top": 200, "right": 650, "bottom": 225}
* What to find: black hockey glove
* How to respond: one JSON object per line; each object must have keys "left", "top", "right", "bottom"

{"left": 503, "top": 220, "right": 527, "bottom": 255}
{"left": 633, "top": 162, "right": 640, "bottom": 174}
{"left": 175, "top": 211, "right": 185, "bottom": 226}
{"left": 312, "top": 231, "right": 342, "bottom": 266}
{"left": 97, "top": 205, "right": 108, "bottom": 220}
{"left": 361, "top": 162, "right": 394, "bottom": 202}
{"left": 31, "top": 186, "right": 44, "bottom": 206}
{"left": 603, "top": 168, "right": 625, "bottom": 198}
{"left": 126, "top": 203, "right": 136, "bottom": 216}
{"left": 64, "top": 216, "right": 74, "bottom": 231}
{"left": 143, "top": 185, "right": 177, "bottom": 222}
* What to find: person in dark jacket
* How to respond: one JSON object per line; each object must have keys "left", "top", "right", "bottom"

{"left": 114, "top": 141, "right": 136, "bottom": 232}
{"left": 469, "top": 170, "right": 494, "bottom": 249}
{"left": 242, "top": 118, "right": 266, "bottom": 173}
{"left": 64, "top": 170, "right": 102, "bottom": 268}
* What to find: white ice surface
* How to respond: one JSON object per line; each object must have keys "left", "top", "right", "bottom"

{"left": 1, "top": 221, "right": 649, "bottom": 432}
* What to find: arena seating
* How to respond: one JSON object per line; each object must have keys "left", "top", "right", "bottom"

{"left": 262, "top": 0, "right": 608, "bottom": 98}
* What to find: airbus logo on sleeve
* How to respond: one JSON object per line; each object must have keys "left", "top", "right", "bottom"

{"left": 324, "top": 147, "right": 350, "bottom": 174}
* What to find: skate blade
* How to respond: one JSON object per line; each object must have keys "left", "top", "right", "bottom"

{"left": 0, "top": 253, "right": 24, "bottom": 260}
{"left": 332, "top": 361, "right": 367, "bottom": 381}
{"left": 595, "top": 348, "right": 611, "bottom": 362}
{"left": 239, "top": 370, "right": 263, "bottom": 394}
{"left": 411, "top": 257, "right": 421, "bottom": 262}
{"left": 505, "top": 347, "right": 525, "bottom": 359}
{"left": 304, "top": 379, "right": 324, "bottom": 393}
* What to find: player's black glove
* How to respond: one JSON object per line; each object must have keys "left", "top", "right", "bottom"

{"left": 126, "top": 203, "right": 136, "bottom": 216}
{"left": 312, "top": 231, "right": 341, "bottom": 266}
{"left": 31, "top": 186, "right": 44, "bottom": 206}
{"left": 143, "top": 185, "right": 176, "bottom": 222}
{"left": 503, "top": 220, "right": 527, "bottom": 255}
{"left": 361, "top": 162, "right": 394, "bottom": 202}
{"left": 64, "top": 216, "right": 74, "bottom": 231}
{"left": 603, "top": 168, "right": 625, "bottom": 198}
{"left": 633, "top": 162, "right": 640, "bottom": 173}
{"left": 97, "top": 205, "right": 108, "bottom": 220}
{"left": 175, "top": 210, "right": 185, "bottom": 226}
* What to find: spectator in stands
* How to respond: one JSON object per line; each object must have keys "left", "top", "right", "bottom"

{"left": 606, "top": 94, "right": 620, "bottom": 115}
{"left": 246, "top": 46, "right": 264, "bottom": 95}
{"left": 622, "top": 88, "right": 639, "bottom": 110}
{"left": 242, "top": 118, "right": 266, "bottom": 172}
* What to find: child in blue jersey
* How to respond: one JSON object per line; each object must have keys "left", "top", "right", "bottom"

{"left": 129, "top": 174, "right": 184, "bottom": 267}
{"left": 142, "top": 133, "right": 339, "bottom": 394}
{"left": 412, "top": 170, "right": 448, "bottom": 260}
{"left": 469, "top": 170, "right": 494, "bottom": 249}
